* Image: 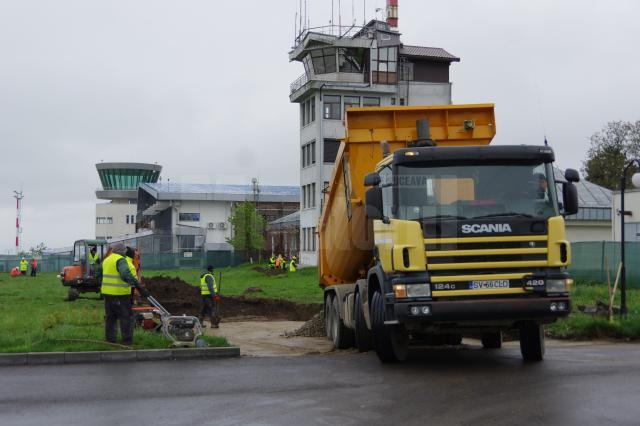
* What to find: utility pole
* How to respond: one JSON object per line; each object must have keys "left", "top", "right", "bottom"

{"left": 13, "top": 190, "right": 24, "bottom": 255}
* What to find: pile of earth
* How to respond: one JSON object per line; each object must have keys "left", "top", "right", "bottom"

{"left": 142, "top": 276, "right": 321, "bottom": 321}
{"left": 142, "top": 276, "right": 201, "bottom": 316}
{"left": 284, "top": 310, "right": 325, "bottom": 338}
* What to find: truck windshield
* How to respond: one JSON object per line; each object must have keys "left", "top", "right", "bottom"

{"left": 396, "top": 162, "right": 559, "bottom": 220}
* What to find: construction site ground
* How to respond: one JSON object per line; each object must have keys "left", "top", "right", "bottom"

{"left": 205, "top": 320, "right": 335, "bottom": 357}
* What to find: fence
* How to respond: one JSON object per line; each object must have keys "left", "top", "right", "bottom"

{"left": 6, "top": 243, "right": 639, "bottom": 286}
{"left": 568, "top": 241, "right": 640, "bottom": 288}
{"left": 0, "top": 254, "right": 73, "bottom": 274}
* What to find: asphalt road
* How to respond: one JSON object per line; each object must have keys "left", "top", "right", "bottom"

{"left": 1, "top": 343, "right": 639, "bottom": 426}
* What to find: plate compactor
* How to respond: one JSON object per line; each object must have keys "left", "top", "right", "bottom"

{"left": 145, "top": 295, "right": 206, "bottom": 348}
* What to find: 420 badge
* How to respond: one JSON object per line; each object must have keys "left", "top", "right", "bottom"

{"left": 469, "top": 279, "right": 510, "bottom": 290}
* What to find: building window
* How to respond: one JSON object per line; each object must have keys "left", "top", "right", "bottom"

{"left": 311, "top": 183, "right": 316, "bottom": 208}
{"left": 126, "top": 215, "right": 129, "bottom": 224}
{"left": 324, "top": 139, "right": 341, "bottom": 163}
{"left": 302, "top": 141, "right": 316, "bottom": 168}
{"left": 371, "top": 46, "right": 398, "bottom": 84}
{"left": 323, "top": 95, "right": 341, "bottom": 120}
{"left": 310, "top": 96, "right": 315, "bottom": 122}
{"left": 179, "top": 213, "right": 200, "bottom": 222}
{"left": 311, "top": 48, "right": 337, "bottom": 74}
{"left": 391, "top": 97, "right": 396, "bottom": 106}
{"left": 338, "top": 48, "right": 366, "bottom": 73}
{"left": 400, "top": 98, "right": 406, "bottom": 106}
{"left": 96, "top": 217, "right": 113, "bottom": 225}
{"left": 363, "top": 97, "right": 381, "bottom": 107}
{"left": 300, "top": 96, "right": 316, "bottom": 127}
{"left": 344, "top": 96, "right": 360, "bottom": 118}
{"left": 312, "top": 227, "right": 316, "bottom": 251}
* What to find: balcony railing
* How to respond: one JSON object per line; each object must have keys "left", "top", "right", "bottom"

{"left": 290, "top": 73, "right": 309, "bottom": 94}
{"left": 294, "top": 24, "right": 371, "bottom": 45}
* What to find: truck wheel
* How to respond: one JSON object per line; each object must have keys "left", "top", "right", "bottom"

{"left": 331, "top": 297, "right": 354, "bottom": 349}
{"left": 67, "top": 288, "right": 79, "bottom": 301}
{"left": 325, "top": 294, "right": 334, "bottom": 341}
{"left": 354, "top": 291, "right": 373, "bottom": 352}
{"left": 519, "top": 321, "right": 545, "bottom": 361}
{"left": 481, "top": 332, "right": 502, "bottom": 349}
{"left": 371, "top": 291, "right": 408, "bottom": 363}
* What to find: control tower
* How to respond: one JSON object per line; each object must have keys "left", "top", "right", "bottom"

{"left": 289, "top": 2, "right": 460, "bottom": 265}
{"left": 95, "top": 162, "right": 162, "bottom": 240}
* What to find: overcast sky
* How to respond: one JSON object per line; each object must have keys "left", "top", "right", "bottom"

{"left": 1, "top": 0, "right": 639, "bottom": 252}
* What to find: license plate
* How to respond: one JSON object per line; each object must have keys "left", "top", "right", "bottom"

{"left": 469, "top": 280, "right": 510, "bottom": 290}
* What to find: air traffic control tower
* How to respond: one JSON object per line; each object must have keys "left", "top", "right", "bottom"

{"left": 95, "top": 162, "right": 162, "bottom": 240}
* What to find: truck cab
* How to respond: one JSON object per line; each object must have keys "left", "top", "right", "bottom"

{"left": 363, "top": 145, "right": 578, "bottom": 361}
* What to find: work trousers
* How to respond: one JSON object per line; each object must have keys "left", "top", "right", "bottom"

{"left": 20, "top": 270, "right": 26, "bottom": 275}
{"left": 201, "top": 297, "right": 220, "bottom": 326}
{"left": 104, "top": 295, "right": 133, "bottom": 345}
{"left": 30, "top": 267, "right": 37, "bottom": 277}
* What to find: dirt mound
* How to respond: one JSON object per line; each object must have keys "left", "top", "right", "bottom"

{"left": 244, "top": 287, "right": 263, "bottom": 294}
{"left": 220, "top": 297, "right": 321, "bottom": 321}
{"left": 143, "top": 275, "right": 201, "bottom": 316}
{"left": 285, "top": 310, "right": 325, "bottom": 338}
{"left": 142, "top": 275, "right": 321, "bottom": 321}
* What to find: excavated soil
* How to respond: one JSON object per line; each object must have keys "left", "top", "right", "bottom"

{"left": 142, "top": 275, "right": 321, "bottom": 321}
{"left": 251, "top": 266, "right": 288, "bottom": 277}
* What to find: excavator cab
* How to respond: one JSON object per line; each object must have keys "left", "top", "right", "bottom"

{"left": 60, "top": 239, "right": 108, "bottom": 301}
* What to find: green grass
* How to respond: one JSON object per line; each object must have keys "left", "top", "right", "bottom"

{"left": 546, "top": 281, "right": 640, "bottom": 340}
{"left": 0, "top": 272, "right": 228, "bottom": 353}
{"left": 143, "top": 264, "right": 323, "bottom": 304}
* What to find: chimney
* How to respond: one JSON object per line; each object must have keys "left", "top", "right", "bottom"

{"left": 386, "top": 0, "right": 398, "bottom": 29}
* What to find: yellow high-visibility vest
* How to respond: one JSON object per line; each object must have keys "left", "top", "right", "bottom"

{"left": 19, "top": 260, "right": 28, "bottom": 272}
{"left": 101, "top": 254, "right": 132, "bottom": 296}
{"left": 89, "top": 251, "right": 100, "bottom": 265}
{"left": 199, "top": 273, "right": 218, "bottom": 295}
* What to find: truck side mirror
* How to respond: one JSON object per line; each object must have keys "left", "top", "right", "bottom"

{"left": 564, "top": 168, "right": 580, "bottom": 183}
{"left": 365, "top": 187, "right": 384, "bottom": 220}
{"left": 562, "top": 182, "right": 579, "bottom": 216}
{"left": 364, "top": 172, "right": 381, "bottom": 187}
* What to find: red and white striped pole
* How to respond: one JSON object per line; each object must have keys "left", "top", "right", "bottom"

{"left": 13, "top": 190, "right": 23, "bottom": 255}
{"left": 386, "top": 0, "right": 398, "bottom": 29}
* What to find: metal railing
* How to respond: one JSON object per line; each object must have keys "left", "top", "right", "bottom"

{"left": 290, "top": 72, "right": 309, "bottom": 95}
{"left": 294, "top": 24, "right": 369, "bottom": 45}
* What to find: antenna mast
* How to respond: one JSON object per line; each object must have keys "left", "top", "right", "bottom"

{"left": 13, "top": 190, "right": 24, "bottom": 255}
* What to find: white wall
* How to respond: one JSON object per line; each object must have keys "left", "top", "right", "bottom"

{"left": 173, "top": 200, "right": 234, "bottom": 250}
{"left": 566, "top": 222, "right": 612, "bottom": 243}
{"left": 95, "top": 201, "right": 136, "bottom": 239}
{"left": 612, "top": 190, "right": 640, "bottom": 241}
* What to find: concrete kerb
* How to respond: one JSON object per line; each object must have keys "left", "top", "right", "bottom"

{"left": 0, "top": 347, "right": 240, "bottom": 367}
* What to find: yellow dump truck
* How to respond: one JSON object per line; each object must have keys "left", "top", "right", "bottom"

{"left": 319, "top": 104, "right": 580, "bottom": 362}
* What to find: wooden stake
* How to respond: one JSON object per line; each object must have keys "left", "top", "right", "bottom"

{"left": 610, "top": 262, "right": 622, "bottom": 322}
{"left": 606, "top": 256, "right": 612, "bottom": 321}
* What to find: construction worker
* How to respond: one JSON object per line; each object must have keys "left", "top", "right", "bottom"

{"left": 19, "top": 258, "right": 28, "bottom": 275}
{"left": 268, "top": 254, "right": 276, "bottom": 269}
{"left": 88, "top": 246, "right": 100, "bottom": 265}
{"left": 275, "top": 254, "right": 284, "bottom": 269}
{"left": 30, "top": 258, "right": 38, "bottom": 277}
{"left": 289, "top": 255, "right": 298, "bottom": 272}
{"left": 199, "top": 265, "right": 220, "bottom": 328}
{"left": 101, "top": 243, "right": 150, "bottom": 346}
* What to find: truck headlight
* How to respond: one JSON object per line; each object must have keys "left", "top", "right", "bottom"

{"left": 406, "top": 284, "right": 431, "bottom": 298}
{"left": 546, "top": 279, "right": 571, "bottom": 293}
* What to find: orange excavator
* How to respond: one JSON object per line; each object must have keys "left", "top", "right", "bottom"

{"left": 59, "top": 239, "right": 141, "bottom": 301}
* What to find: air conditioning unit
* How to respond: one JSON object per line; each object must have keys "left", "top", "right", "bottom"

{"left": 218, "top": 222, "right": 228, "bottom": 230}
{"left": 207, "top": 222, "right": 216, "bottom": 229}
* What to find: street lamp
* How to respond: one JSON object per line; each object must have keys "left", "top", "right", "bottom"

{"left": 619, "top": 160, "right": 640, "bottom": 317}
